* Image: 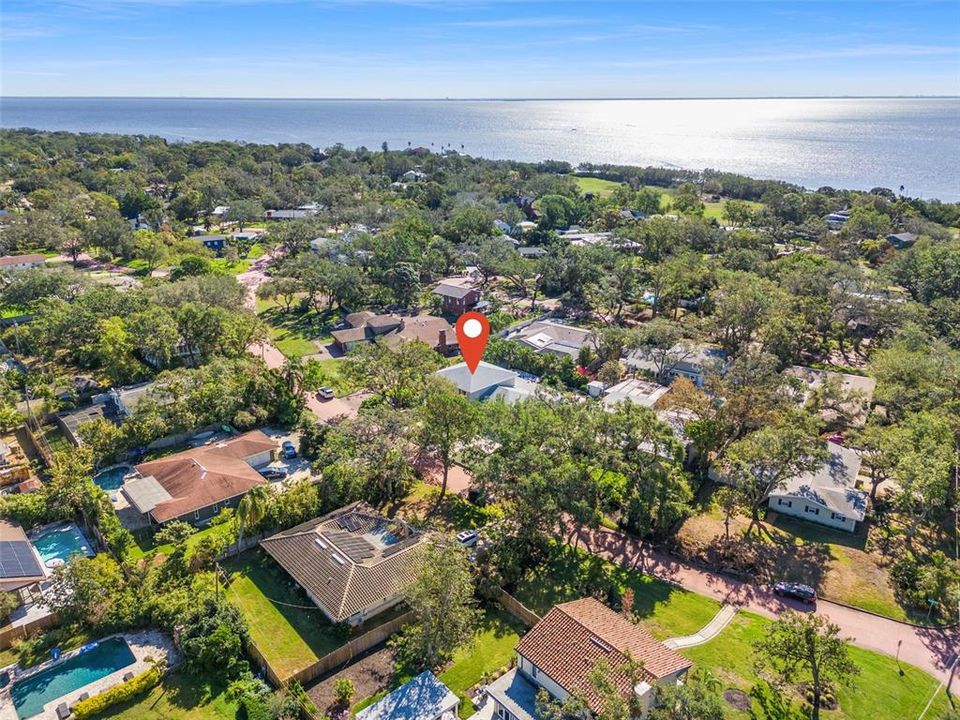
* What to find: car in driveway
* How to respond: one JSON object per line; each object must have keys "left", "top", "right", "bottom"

{"left": 259, "top": 466, "right": 288, "bottom": 480}
{"left": 281, "top": 440, "right": 297, "bottom": 459}
{"left": 456, "top": 530, "right": 479, "bottom": 547}
{"left": 773, "top": 581, "right": 817, "bottom": 604}
{"left": 317, "top": 387, "right": 335, "bottom": 400}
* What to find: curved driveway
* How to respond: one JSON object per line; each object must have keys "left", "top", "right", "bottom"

{"left": 569, "top": 524, "right": 958, "bottom": 685}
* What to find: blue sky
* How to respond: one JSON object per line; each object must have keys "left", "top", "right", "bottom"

{"left": 2, "top": 0, "right": 958, "bottom": 98}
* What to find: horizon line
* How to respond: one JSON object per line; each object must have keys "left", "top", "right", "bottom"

{"left": 3, "top": 94, "right": 959, "bottom": 102}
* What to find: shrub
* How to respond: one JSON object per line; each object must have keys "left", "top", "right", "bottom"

{"left": 72, "top": 662, "right": 165, "bottom": 719}
{"left": 0, "top": 591, "right": 20, "bottom": 623}
{"left": 333, "top": 678, "right": 355, "bottom": 707}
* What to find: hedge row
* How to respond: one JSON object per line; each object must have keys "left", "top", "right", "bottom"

{"left": 72, "top": 662, "right": 164, "bottom": 719}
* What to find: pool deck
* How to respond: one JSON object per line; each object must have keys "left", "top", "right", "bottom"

{"left": 0, "top": 630, "right": 177, "bottom": 720}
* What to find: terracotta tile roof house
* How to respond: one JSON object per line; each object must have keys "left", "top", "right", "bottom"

{"left": 260, "top": 503, "right": 427, "bottom": 625}
{"left": 487, "top": 598, "right": 691, "bottom": 720}
{"left": 331, "top": 313, "right": 458, "bottom": 356}
{"left": 125, "top": 430, "right": 276, "bottom": 525}
{"left": 0, "top": 254, "right": 45, "bottom": 271}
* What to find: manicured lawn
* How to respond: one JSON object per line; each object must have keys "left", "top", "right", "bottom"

{"left": 683, "top": 611, "right": 952, "bottom": 720}
{"left": 256, "top": 301, "right": 341, "bottom": 360}
{"left": 513, "top": 544, "right": 721, "bottom": 640}
{"left": 93, "top": 672, "right": 238, "bottom": 720}
{"left": 572, "top": 176, "right": 626, "bottom": 197}
{"left": 439, "top": 609, "right": 526, "bottom": 718}
{"left": 223, "top": 548, "right": 350, "bottom": 679}
{"left": 304, "top": 358, "right": 355, "bottom": 396}
{"left": 210, "top": 258, "right": 252, "bottom": 274}
{"left": 129, "top": 520, "right": 235, "bottom": 561}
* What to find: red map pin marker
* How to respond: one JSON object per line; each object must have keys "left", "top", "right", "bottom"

{"left": 456, "top": 311, "right": 490, "bottom": 374}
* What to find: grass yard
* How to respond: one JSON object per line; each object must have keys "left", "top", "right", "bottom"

{"left": 93, "top": 672, "right": 238, "bottom": 720}
{"left": 513, "top": 544, "right": 721, "bottom": 640}
{"left": 39, "top": 423, "right": 73, "bottom": 456}
{"left": 210, "top": 258, "right": 252, "bottom": 275}
{"left": 129, "top": 520, "right": 236, "bottom": 561}
{"left": 392, "top": 482, "right": 499, "bottom": 534}
{"left": 223, "top": 548, "right": 351, "bottom": 679}
{"left": 353, "top": 608, "right": 525, "bottom": 720}
{"left": 304, "top": 357, "right": 355, "bottom": 396}
{"left": 256, "top": 299, "right": 341, "bottom": 360}
{"left": 0, "top": 625, "right": 95, "bottom": 670}
{"left": 572, "top": 175, "right": 626, "bottom": 197}
{"left": 439, "top": 609, "right": 526, "bottom": 718}
{"left": 683, "top": 611, "right": 952, "bottom": 720}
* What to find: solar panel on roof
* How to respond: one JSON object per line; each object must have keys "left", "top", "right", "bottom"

{"left": 337, "top": 515, "right": 363, "bottom": 532}
{"left": 329, "top": 533, "right": 375, "bottom": 561}
{"left": 0, "top": 541, "right": 43, "bottom": 579}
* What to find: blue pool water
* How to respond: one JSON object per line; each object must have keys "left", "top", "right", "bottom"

{"left": 11, "top": 637, "right": 136, "bottom": 719}
{"left": 92, "top": 465, "right": 132, "bottom": 491}
{"left": 31, "top": 525, "right": 94, "bottom": 566}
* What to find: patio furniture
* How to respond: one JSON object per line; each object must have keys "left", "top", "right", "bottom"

{"left": 55, "top": 702, "right": 70, "bottom": 719}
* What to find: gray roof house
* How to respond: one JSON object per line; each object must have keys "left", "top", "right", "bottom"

{"left": 261, "top": 503, "right": 427, "bottom": 625}
{"left": 886, "top": 232, "right": 918, "bottom": 249}
{"left": 434, "top": 361, "right": 538, "bottom": 402}
{"left": 625, "top": 343, "right": 729, "bottom": 388}
{"left": 784, "top": 366, "right": 877, "bottom": 427}
{"left": 768, "top": 442, "right": 867, "bottom": 532}
{"left": 505, "top": 320, "right": 594, "bottom": 360}
{"left": 357, "top": 671, "right": 458, "bottom": 720}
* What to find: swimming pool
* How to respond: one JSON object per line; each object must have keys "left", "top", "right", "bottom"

{"left": 92, "top": 465, "right": 134, "bottom": 491}
{"left": 31, "top": 524, "right": 94, "bottom": 567}
{"left": 11, "top": 637, "right": 136, "bottom": 719}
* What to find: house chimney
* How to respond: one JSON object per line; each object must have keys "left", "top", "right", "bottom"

{"left": 438, "top": 329, "right": 447, "bottom": 354}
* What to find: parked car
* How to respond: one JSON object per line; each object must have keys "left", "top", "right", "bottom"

{"left": 281, "top": 440, "right": 297, "bottom": 459}
{"left": 259, "top": 467, "right": 288, "bottom": 480}
{"left": 456, "top": 530, "right": 479, "bottom": 547}
{"left": 773, "top": 581, "right": 817, "bottom": 604}
{"left": 317, "top": 387, "right": 335, "bottom": 400}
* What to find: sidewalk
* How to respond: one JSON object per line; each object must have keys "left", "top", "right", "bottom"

{"left": 570, "top": 523, "right": 958, "bottom": 684}
{"left": 664, "top": 604, "right": 738, "bottom": 649}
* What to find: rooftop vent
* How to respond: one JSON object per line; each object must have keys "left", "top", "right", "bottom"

{"left": 590, "top": 636, "right": 614, "bottom": 654}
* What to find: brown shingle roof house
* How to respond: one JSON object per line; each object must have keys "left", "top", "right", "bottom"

{"left": 487, "top": 598, "right": 691, "bottom": 720}
{"left": 261, "top": 503, "right": 427, "bottom": 625}
{"left": 125, "top": 430, "right": 276, "bottom": 525}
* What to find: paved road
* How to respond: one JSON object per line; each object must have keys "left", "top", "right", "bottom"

{"left": 570, "top": 523, "right": 958, "bottom": 685}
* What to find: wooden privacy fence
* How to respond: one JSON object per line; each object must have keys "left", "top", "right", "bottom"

{"left": 247, "top": 610, "right": 415, "bottom": 688}
{"left": 498, "top": 588, "right": 541, "bottom": 627}
{"left": 0, "top": 613, "right": 59, "bottom": 651}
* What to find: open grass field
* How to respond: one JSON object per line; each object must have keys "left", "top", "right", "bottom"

{"left": 682, "top": 611, "right": 952, "bottom": 720}
{"left": 513, "top": 544, "right": 721, "bottom": 640}
{"left": 223, "top": 548, "right": 351, "bottom": 679}
{"left": 572, "top": 175, "right": 625, "bottom": 197}
{"left": 93, "top": 673, "right": 238, "bottom": 720}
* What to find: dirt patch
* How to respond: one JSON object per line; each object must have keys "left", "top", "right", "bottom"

{"left": 306, "top": 646, "right": 396, "bottom": 716}
{"left": 724, "top": 688, "right": 751, "bottom": 711}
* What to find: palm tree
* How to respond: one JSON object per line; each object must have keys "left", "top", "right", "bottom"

{"left": 236, "top": 485, "right": 271, "bottom": 553}
{"left": 280, "top": 358, "right": 304, "bottom": 395}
